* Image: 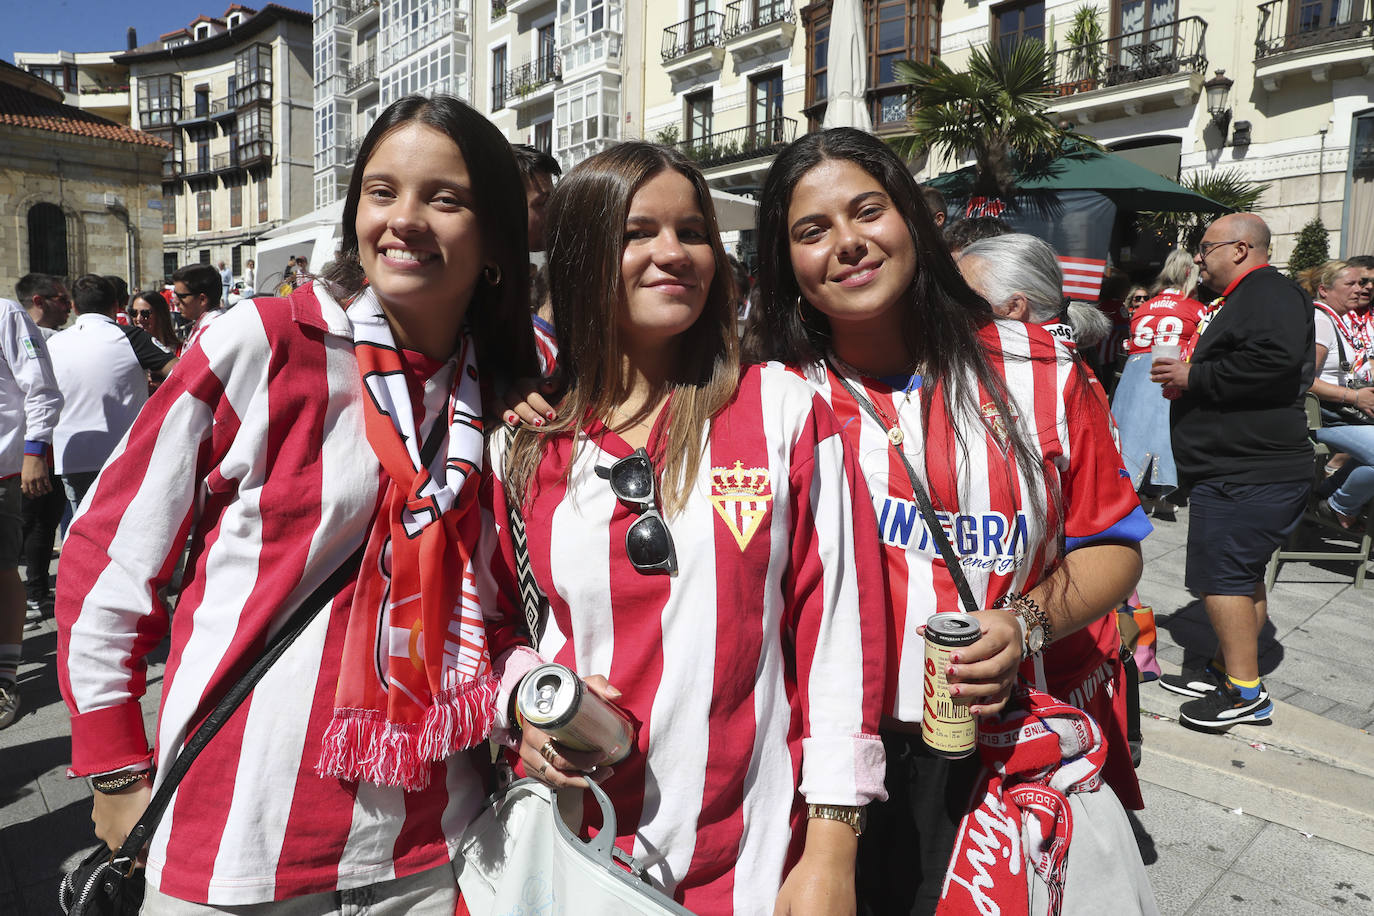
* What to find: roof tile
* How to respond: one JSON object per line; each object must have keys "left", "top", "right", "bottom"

{"left": 0, "top": 83, "right": 168, "bottom": 149}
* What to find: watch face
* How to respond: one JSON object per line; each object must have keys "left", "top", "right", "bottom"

{"left": 1027, "top": 627, "right": 1045, "bottom": 653}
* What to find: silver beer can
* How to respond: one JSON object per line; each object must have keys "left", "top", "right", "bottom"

{"left": 516, "top": 663, "right": 634, "bottom": 765}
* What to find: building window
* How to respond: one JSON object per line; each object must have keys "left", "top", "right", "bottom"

{"left": 992, "top": 0, "right": 1045, "bottom": 54}
{"left": 29, "top": 65, "right": 75, "bottom": 91}
{"left": 534, "top": 118, "right": 553, "bottom": 154}
{"left": 196, "top": 140, "right": 211, "bottom": 174}
{"left": 685, "top": 90, "right": 713, "bottom": 142}
{"left": 492, "top": 45, "right": 508, "bottom": 109}
{"left": 138, "top": 74, "right": 182, "bottom": 127}
{"left": 804, "top": 9, "right": 829, "bottom": 132}
{"left": 27, "top": 203, "right": 67, "bottom": 277}
{"left": 230, "top": 183, "right": 243, "bottom": 227}
{"left": 750, "top": 68, "right": 783, "bottom": 129}
{"left": 197, "top": 192, "right": 212, "bottom": 232}
{"left": 554, "top": 76, "right": 619, "bottom": 165}
{"left": 238, "top": 107, "right": 272, "bottom": 163}
{"left": 380, "top": 43, "right": 458, "bottom": 106}
{"left": 315, "top": 102, "right": 337, "bottom": 170}
{"left": 258, "top": 176, "right": 269, "bottom": 223}
{"left": 235, "top": 44, "right": 272, "bottom": 107}
{"left": 163, "top": 252, "right": 179, "bottom": 283}
{"left": 560, "top": 0, "right": 621, "bottom": 70}
{"left": 232, "top": 245, "right": 243, "bottom": 275}
{"left": 199, "top": 249, "right": 212, "bottom": 265}
{"left": 163, "top": 192, "right": 177, "bottom": 235}
{"left": 380, "top": 0, "right": 468, "bottom": 70}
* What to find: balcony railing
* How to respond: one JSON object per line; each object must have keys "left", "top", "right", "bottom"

{"left": 181, "top": 98, "right": 229, "bottom": 122}
{"left": 505, "top": 56, "right": 561, "bottom": 101}
{"left": 725, "top": 0, "right": 794, "bottom": 39}
{"left": 161, "top": 158, "right": 183, "bottom": 181}
{"left": 1256, "top": 0, "right": 1373, "bottom": 58}
{"left": 186, "top": 153, "right": 215, "bottom": 177}
{"left": 663, "top": 11, "right": 726, "bottom": 61}
{"left": 339, "top": 0, "right": 379, "bottom": 22}
{"left": 344, "top": 58, "right": 377, "bottom": 92}
{"left": 1049, "top": 15, "right": 1207, "bottom": 97}
{"left": 676, "top": 117, "right": 795, "bottom": 168}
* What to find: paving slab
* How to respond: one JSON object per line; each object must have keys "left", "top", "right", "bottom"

{"left": 1230, "top": 822, "right": 1374, "bottom": 915}
{"left": 1190, "top": 871, "right": 1354, "bottom": 916}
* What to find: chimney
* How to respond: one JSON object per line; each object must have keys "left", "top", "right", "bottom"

{"left": 127, "top": 27, "right": 138, "bottom": 50}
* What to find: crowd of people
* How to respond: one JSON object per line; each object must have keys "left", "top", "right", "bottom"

{"left": 0, "top": 92, "right": 1370, "bottom": 915}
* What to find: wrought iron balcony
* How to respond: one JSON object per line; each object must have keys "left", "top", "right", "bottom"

{"left": 1049, "top": 15, "right": 1207, "bottom": 97}
{"left": 344, "top": 58, "right": 377, "bottom": 93}
{"left": 725, "top": 0, "right": 795, "bottom": 39}
{"left": 1256, "top": 0, "right": 1373, "bottom": 58}
{"left": 180, "top": 98, "right": 229, "bottom": 123}
{"left": 676, "top": 117, "right": 795, "bottom": 168}
{"left": 505, "top": 56, "right": 562, "bottom": 102}
{"left": 662, "top": 11, "right": 726, "bottom": 61}
{"left": 161, "top": 158, "right": 183, "bottom": 181}
{"left": 339, "top": 0, "right": 379, "bottom": 24}
{"left": 185, "top": 152, "right": 215, "bottom": 178}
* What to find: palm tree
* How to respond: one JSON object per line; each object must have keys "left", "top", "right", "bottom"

{"left": 894, "top": 41, "right": 1095, "bottom": 201}
{"left": 1138, "top": 170, "right": 1270, "bottom": 250}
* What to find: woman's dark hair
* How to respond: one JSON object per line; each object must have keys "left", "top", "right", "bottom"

{"left": 751, "top": 128, "right": 1055, "bottom": 529}
{"left": 322, "top": 94, "right": 537, "bottom": 385}
{"left": 132, "top": 289, "right": 180, "bottom": 352}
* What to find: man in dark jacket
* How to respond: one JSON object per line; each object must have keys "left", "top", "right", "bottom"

{"left": 1149, "top": 212, "right": 1314, "bottom": 729}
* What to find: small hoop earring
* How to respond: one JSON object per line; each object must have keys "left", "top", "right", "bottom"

{"left": 483, "top": 264, "right": 502, "bottom": 286}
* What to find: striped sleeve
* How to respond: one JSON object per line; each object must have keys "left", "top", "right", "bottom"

{"left": 56, "top": 311, "right": 252, "bottom": 776}
{"left": 786, "top": 390, "right": 888, "bottom": 807}
{"left": 1059, "top": 362, "right": 1151, "bottom": 549}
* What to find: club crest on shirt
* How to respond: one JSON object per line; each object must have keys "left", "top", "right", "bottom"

{"left": 979, "top": 402, "right": 1019, "bottom": 449}
{"left": 709, "top": 460, "right": 773, "bottom": 551}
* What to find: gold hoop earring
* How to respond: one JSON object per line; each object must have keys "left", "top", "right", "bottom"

{"left": 483, "top": 265, "right": 502, "bottom": 286}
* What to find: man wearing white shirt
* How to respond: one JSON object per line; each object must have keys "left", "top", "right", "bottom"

{"left": 0, "top": 295, "right": 63, "bottom": 728}
{"left": 218, "top": 261, "right": 233, "bottom": 302}
{"left": 46, "top": 275, "right": 177, "bottom": 516}
{"left": 242, "top": 258, "right": 257, "bottom": 297}
{"left": 172, "top": 263, "right": 226, "bottom": 352}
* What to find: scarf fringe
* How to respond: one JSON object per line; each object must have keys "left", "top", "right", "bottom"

{"left": 316, "top": 675, "right": 499, "bottom": 791}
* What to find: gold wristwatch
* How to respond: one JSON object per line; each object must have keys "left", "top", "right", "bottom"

{"left": 807, "top": 803, "right": 867, "bottom": 836}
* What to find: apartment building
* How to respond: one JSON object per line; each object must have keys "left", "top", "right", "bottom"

{"left": 116, "top": 4, "right": 314, "bottom": 282}
{"left": 13, "top": 47, "right": 132, "bottom": 126}
{"left": 931, "top": 0, "right": 1373, "bottom": 263}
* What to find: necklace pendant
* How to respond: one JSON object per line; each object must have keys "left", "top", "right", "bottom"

{"left": 887, "top": 426, "right": 904, "bottom": 446}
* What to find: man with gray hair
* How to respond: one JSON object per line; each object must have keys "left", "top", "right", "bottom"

{"left": 1151, "top": 212, "right": 1313, "bottom": 730}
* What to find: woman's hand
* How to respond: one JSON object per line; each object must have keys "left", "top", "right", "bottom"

{"left": 941, "top": 608, "right": 1023, "bottom": 717}
{"left": 92, "top": 779, "right": 153, "bottom": 858}
{"left": 773, "top": 817, "right": 857, "bottom": 916}
{"left": 500, "top": 377, "right": 561, "bottom": 429}
{"left": 517, "top": 675, "right": 624, "bottom": 788}
{"left": 1354, "top": 386, "right": 1374, "bottom": 418}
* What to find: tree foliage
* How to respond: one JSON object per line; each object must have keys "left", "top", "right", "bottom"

{"left": 1138, "top": 170, "right": 1271, "bottom": 251}
{"left": 894, "top": 41, "right": 1097, "bottom": 200}
{"left": 1287, "top": 217, "right": 1330, "bottom": 276}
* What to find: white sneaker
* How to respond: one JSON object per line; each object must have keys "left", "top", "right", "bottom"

{"left": 0, "top": 681, "right": 19, "bottom": 729}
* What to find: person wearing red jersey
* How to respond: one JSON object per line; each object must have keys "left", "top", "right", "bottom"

{"left": 57, "top": 96, "right": 538, "bottom": 913}
{"left": 487, "top": 142, "right": 888, "bottom": 916}
{"left": 1110, "top": 248, "right": 1208, "bottom": 512}
{"left": 748, "top": 129, "right": 1153, "bottom": 916}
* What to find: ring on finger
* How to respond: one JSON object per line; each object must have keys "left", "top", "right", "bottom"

{"left": 539, "top": 739, "right": 559, "bottom": 765}
{"left": 538, "top": 761, "right": 549, "bottom": 776}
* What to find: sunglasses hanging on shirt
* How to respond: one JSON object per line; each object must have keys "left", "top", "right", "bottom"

{"left": 596, "top": 448, "right": 678, "bottom": 576}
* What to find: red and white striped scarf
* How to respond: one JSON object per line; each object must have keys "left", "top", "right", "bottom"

{"left": 940, "top": 685, "right": 1107, "bottom": 916}
{"left": 317, "top": 287, "right": 496, "bottom": 790}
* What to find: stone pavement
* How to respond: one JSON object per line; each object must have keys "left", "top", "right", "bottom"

{"left": 2, "top": 506, "right": 1373, "bottom": 914}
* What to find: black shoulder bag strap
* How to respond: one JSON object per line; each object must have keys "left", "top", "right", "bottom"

{"left": 109, "top": 411, "right": 450, "bottom": 871}
{"left": 502, "top": 434, "right": 547, "bottom": 645}
{"left": 829, "top": 370, "right": 980, "bottom": 616}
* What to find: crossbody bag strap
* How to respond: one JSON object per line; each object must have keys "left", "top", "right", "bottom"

{"left": 110, "top": 541, "right": 367, "bottom": 872}
{"left": 502, "top": 435, "right": 547, "bottom": 645}
{"left": 829, "top": 371, "right": 980, "bottom": 616}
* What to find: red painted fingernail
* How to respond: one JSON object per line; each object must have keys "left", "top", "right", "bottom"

{"left": 950, "top": 685, "right": 961, "bottom": 697}
{"left": 505, "top": 412, "right": 517, "bottom": 424}
{"left": 546, "top": 410, "right": 556, "bottom": 420}
{"left": 532, "top": 417, "right": 544, "bottom": 427}
{"left": 950, "top": 653, "right": 961, "bottom": 664}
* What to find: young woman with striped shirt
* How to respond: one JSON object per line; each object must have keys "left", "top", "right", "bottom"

{"left": 484, "top": 141, "right": 888, "bottom": 916}
{"left": 57, "top": 96, "right": 537, "bottom": 913}
{"left": 749, "top": 129, "right": 1151, "bottom": 914}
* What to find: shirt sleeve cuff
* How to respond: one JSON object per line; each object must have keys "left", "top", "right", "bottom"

{"left": 490, "top": 646, "right": 545, "bottom": 748}
{"left": 1066, "top": 505, "right": 1153, "bottom": 553}
{"left": 799, "top": 733, "right": 889, "bottom": 806}
{"left": 23, "top": 440, "right": 48, "bottom": 456}
{"left": 67, "top": 701, "right": 153, "bottom": 778}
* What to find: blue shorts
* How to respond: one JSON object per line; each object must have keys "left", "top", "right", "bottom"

{"left": 1185, "top": 480, "right": 1310, "bottom": 595}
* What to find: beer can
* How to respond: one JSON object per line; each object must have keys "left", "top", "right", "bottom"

{"left": 516, "top": 663, "right": 634, "bottom": 765}
{"left": 921, "top": 612, "right": 981, "bottom": 758}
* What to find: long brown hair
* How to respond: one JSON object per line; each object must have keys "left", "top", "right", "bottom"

{"left": 504, "top": 142, "right": 740, "bottom": 514}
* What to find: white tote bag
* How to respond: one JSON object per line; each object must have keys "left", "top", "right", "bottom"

{"left": 457, "top": 778, "right": 695, "bottom": 916}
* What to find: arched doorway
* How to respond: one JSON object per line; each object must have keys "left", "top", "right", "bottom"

{"left": 28, "top": 203, "right": 68, "bottom": 277}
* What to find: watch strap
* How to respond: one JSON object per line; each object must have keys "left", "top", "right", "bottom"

{"left": 807, "top": 803, "right": 866, "bottom": 836}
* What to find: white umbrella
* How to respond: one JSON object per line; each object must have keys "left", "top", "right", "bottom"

{"left": 822, "top": 0, "right": 873, "bottom": 132}
{"left": 710, "top": 188, "right": 758, "bottom": 233}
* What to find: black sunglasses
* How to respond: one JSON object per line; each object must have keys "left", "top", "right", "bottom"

{"left": 596, "top": 448, "right": 678, "bottom": 576}
{"left": 130, "top": 309, "right": 153, "bottom": 319}
{"left": 171, "top": 291, "right": 197, "bottom": 301}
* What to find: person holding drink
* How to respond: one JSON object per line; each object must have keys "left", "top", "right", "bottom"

{"left": 484, "top": 141, "right": 888, "bottom": 916}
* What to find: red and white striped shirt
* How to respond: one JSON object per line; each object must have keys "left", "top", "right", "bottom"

{"left": 481, "top": 363, "right": 887, "bottom": 916}
{"left": 57, "top": 287, "right": 521, "bottom": 905}
{"left": 799, "top": 320, "right": 1149, "bottom": 807}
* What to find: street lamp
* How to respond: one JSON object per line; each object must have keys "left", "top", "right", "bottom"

{"left": 1204, "top": 69, "right": 1234, "bottom": 140}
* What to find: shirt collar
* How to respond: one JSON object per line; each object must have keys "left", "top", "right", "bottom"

{"left": 1220, "top": 263, "right": 1267, "bottom": 297}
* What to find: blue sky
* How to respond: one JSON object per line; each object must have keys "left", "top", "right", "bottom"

{"left": 3, "top": 1, "right": 310, "bottom": 67}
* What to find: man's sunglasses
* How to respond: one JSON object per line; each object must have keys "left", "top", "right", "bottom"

{"left": 171, "top": 291, "right": 197, "bottom": 301}
{"left": 596, "top": 448, "right": 677, "bottom": 576}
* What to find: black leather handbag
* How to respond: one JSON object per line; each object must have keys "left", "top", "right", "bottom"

{"left": 59, "top": 547, "right": 363, "bottom": 915}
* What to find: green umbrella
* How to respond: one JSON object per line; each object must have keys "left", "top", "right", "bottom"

{"left": 928, "top": 145, "right": 1230, "bottom": 214}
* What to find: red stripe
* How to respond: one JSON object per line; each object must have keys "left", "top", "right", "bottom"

{"left": 922, "top": 381, "right": 964, "bottom": 616}
{"left": 978, "top": 328, "right": 1021, "bottom": 603}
